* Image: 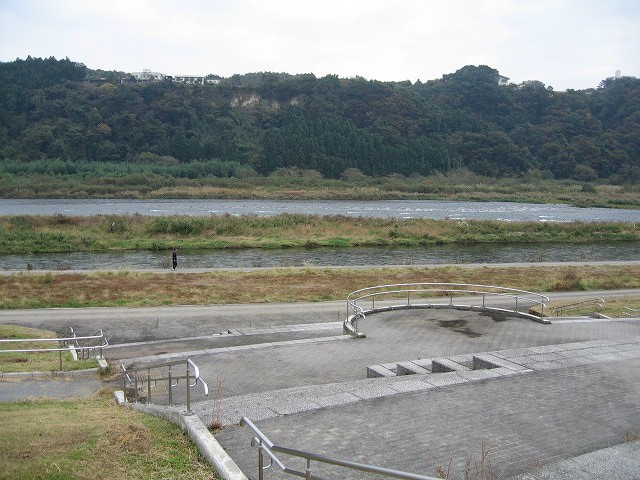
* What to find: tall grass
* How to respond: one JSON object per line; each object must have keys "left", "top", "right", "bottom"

{"left": 0, "top": 214, "right": 638, "bottom": 254}
{"left": 1, "top": 265, "right": 638, "bottom": 309}
{"left": 0, "top": 168, "right": 639, "bottom": 208}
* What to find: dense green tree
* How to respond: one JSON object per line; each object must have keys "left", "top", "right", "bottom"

{"left": 1, "top": 58, "right": 639, "bottom": 182}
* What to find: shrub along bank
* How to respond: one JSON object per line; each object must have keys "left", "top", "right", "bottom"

{"left": 0, "top": 214, "right": 638, "bottom": 254}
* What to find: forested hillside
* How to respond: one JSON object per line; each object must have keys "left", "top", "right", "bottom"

{"left": 1, "top": 56, "right": 639, "bottom": 185}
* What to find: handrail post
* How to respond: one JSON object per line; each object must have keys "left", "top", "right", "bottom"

{"left": 258, "top": 441, "right": 264, "bottom": 480}
{"left": 59, "top": 349, "right": 63, "bottom": 371}
{"left": 146, "top": 370, "right": 151, "bottom": 405}
{"left": 134, "top": 374, "right": 139, "bottom": 403}
{"left": 305, "top": 458, "right": 312, "bottom": 480}
{"left": 168, "top": 365, "right": 173, "bottom": 407}
{"left": 185, "top": 362, "right": 192, "bottom": 415}
{"left": 407, "top": 290, "right": 410, "bottom": 306}
{"left": 515, "top": 296, "right": 519, "bottom": 313}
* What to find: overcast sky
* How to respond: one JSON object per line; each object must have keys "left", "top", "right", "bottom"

{"left": 1, "top": 0, "right": 638, "bottom": 91}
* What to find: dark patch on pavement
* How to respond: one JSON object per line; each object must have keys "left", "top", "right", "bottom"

{"left": 437, "top": 319, "right": 482, "bottom": 338}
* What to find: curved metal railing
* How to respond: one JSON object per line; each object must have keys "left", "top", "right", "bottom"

{"left": 622, "top": 307, "right": 640, "bottom": 317}
{"left": 241, "top": 417, "right": 438, "bottom": 480}
{"left": 550, "top": 298, "right": 605, "bottom": 317}
{"left": 345, "top": 283, "right": 550, "bottom": 338}
{"left": 121, "top": 358, "right": 209, "bottom": 414}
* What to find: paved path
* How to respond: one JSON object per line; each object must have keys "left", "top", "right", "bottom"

{"left": 112, "top": 303, "right": 640, "bottom": 400}
{"left": 1, "top": 288, "right": 638, "bottom": 344}
{"left": 2, "top": 286, "right": 640, "bottom": 479}
{"left": 0, "top": 376, "right": 106, "bottom": 401}
{"left": 215, "top": 349, "right": 640, "bottom": 480}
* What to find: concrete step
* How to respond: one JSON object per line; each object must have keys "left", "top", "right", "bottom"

{"left": 367, "top": 353, "right": 524, "bottom": 378}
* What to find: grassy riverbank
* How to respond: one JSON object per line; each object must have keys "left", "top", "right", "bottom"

{"left": 1, "top": 214, "right": 638, "bottom": 254}
{"left": 0, "top": 393, "right": 217, "bottom": 480}
{"left": 2, "top": 173, "right": 640, "bottom": 209}
{"left": 1, "top": 264, "right": 639, "bottom": 309}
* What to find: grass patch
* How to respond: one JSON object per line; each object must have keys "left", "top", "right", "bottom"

{"left": 535, "top": 296, "right": 640, "bottom": 318}
{"left": 0, "top": 325, "right": 97, "bottom": 373}
{"left": 0, "top": 265, "right": 639, "bottom": 309}
{"left": 0, "top": 214, "right": 638, "bottom": 254}
{"left": 0, "top": 394, "right": 218, "bottom": 480}
{"left": 1, "top": 173, "right": 639, "bottom": 210}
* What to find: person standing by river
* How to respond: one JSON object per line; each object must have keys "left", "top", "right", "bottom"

{"left": 172, "top": 248, "right": 178, "bottom": 270}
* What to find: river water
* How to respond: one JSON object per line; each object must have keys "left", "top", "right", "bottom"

{"left": 1, "top": 199, "right": 638, "bottom": 270}
{"left": 3, "top": 242, "right": 639, "bottom": 271}
{"left": 2, "top": 198, "right": 640, "bottom": 222}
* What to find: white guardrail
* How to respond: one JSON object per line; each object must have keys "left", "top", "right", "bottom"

{"left": 0, "top": 327, "right": 108, "bottom": 370}
{"left": 344, "top": 283, "right": 550, "bottom": 338}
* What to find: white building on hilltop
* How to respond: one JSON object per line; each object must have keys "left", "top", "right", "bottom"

{"left": 496, "top": 74, "right": 510, "bottom": 85}
{"left": 173, "top": 74, "right": 221, "bottom": 85}
{"left": 126, "top": 69, "right": 222, "bottom": 85}
{"left": 131, "top": 69, "right": 165, "bottom": 82}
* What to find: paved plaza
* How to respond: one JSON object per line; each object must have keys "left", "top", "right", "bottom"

{"left": 2, "top": 299, "right": 639, "bottom": 479}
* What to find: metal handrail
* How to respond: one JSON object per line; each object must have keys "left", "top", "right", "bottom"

{"left": 121, "top": 358, "right": 209, "bottom": 414}
{"left": 551, "top": 298, "right": 605, "bottom": 317}
{"left": 241, "top": 417, "right": 439, "bottom": 480}
{"left": 0, "top": 331, "right": 107, "bottom": 345}
{"left": 0, "top": 328, "right": 108, "bottom": 370}
{"left": 345, "top": 283, "right": 550, "bottom": 337}
{"left": 622, "top": 307, "right": 640, "bottom": 317}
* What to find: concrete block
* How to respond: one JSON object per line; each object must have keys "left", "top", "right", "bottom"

{"left": 366, "top": 364, "right": 396, "bottom": 378}
{"left": 396, "top": 361, "right": 430, "bottom": 376}
{"left": 388, "top": 379, "right": 434, "bottom": 393}
{"left": 351, "top": 384, "right": 398, "bottom": 400}
{"left": 313, "top": 392, "right": 361, "bottom": 408}
{"left": 423, "top": 372, "right": 468, "bottom": 387}
{"left": 448, "top": 354, "right": 475, "bottom": 369}
{"left": 412, "top": 358, "right": 433, "bottom": 371}
{"left": 472, "top": 354, "right": 499, "bottom": 370}
{"left": 456, "top": 369, "right": 504, "bottom": 381}
{"left": 473, "top": 354, "right": 529, "bottom": 372}
{"left": 431, "top": 358, "right": 471, "bottom": 373}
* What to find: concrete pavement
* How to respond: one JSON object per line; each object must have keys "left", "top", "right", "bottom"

{"left": 1, "top": 292, "right": 640, "bottom": 479}
{"left": 215, "top": 351, "right": 640, "bottom": 480}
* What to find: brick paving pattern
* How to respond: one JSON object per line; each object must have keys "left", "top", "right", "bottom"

{"left": 216, "top": 356, "right": 640, "bottom": 479}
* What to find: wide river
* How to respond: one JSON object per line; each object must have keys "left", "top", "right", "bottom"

{"left": 2, "top": 198, "right": 640, "bottom": 222}
{"left": 1, "top": 199, "right": 638, "bottom": 271}
{"left": 3, "top": 242, "right": 639, "bottom": 271}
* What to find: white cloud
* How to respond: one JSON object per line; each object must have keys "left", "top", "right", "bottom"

{"left": 0, "top": 0, "right": 638, "bottom": 89}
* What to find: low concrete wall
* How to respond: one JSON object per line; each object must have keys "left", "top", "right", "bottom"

{"left": 114, "top": 392, "right": 248, "bottom": 480}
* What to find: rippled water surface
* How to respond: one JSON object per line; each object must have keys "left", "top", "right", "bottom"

{"left": 2, "top": 199, "right": 638, "bottom": 270}
{"left": 3, "top": 242, "right": 638, "bottom": 271}
{"left": 2, "top": 198, "right": 640, "bottom": 222}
